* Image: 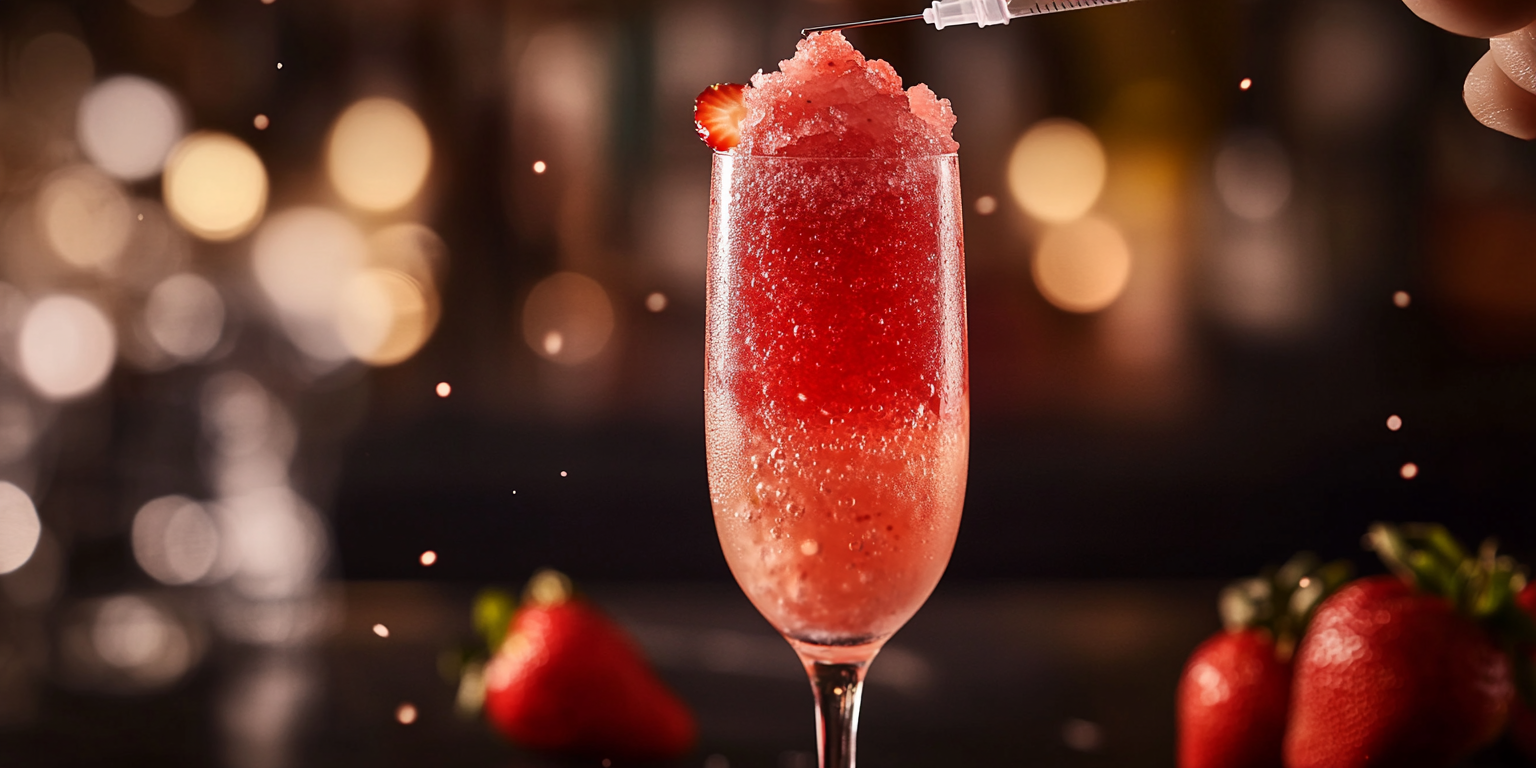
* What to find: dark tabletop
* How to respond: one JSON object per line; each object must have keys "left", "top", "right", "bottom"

{"left": 1, "top": 580, "right": 1529, "bottom": 768}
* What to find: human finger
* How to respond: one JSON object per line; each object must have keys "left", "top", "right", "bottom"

{"left": 1465, "top": 50, "right": 1536, "bottom": 139}
{"left": 1491, "top": 22, "right": 1536, "bottom": 93}
{"left": 1403, "top": 0, "right": 1536, "bottom": 38}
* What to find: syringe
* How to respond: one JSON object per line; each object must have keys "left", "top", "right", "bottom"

{"left": 803, "top": 0, "right": 1141, "bottom": 35}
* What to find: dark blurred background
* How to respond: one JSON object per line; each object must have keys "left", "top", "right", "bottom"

{"left": 2, "top": 0, "right": 1536, "bottom": 763}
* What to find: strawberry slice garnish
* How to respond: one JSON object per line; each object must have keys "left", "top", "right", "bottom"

{"left": 694, "top": 83, "right": 748, "bottom": 152}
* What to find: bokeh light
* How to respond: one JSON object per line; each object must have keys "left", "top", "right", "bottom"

{"left": 78, "top": 76, "right": 185, "bottom": 181}
{"left": 215, "top": 488, "right": 328, "bottom": 600}
{"left": 1288, "top": 1, "right": 1408, "bottom": 135}
{"left": 367, "top": 223, "right": 446, "bottom": 291}
{"left": 89, "top": 595, "right": 198, "bottom": 686}
{"left": 373, "top": 624, "right": 389, "bottom": 638}
{"left": 336, "top": 269, "right": 437, "bottom": 366}
{"left": 132, "top": 495, "right": 220, "bottom": 585}
{"left": 144, "top": 273, "right": 225, "bottom": 362}
{"left": 164, "top": 132, "right": 268, "bottom": 241}
{"left": 0, "top": 482, "right": 41, "bottom": 575}
{"left": 18, "top": 295, "right": 117, "bottom": 401}
{"left": 1400, "top": 462, "right": 1419, "bottom": 480}
{"left": 37, "top": 165, "right": 133, "bottom": 272}
{"left": 326, "top": 98, "right": 432, "bottom": 212}
{"left": 419, "top": 550, "right": 436, "bottom": 566}
{"left": 252, "top": 208, "right": 367, "bottom": 319}
{"left": 13, "top": 33, "right": 94, "bottom": 113}
{"left": 1207, "top": 228, "right": 1313, "bottom": 335}
{"left": 1387, "top": 415, "right": 1403, "bottom": 431}
{"left": 395, "top": 703, "right": 417, "bottom": 724}
{"left": 522, "top": 272, "right": 615, "bottom": 365}
{"left": 1032, "top": 216, "right": 1133, "bottom": 314}
{"left": 1008, "top": 119, "right": 1107, "bottom": 223}
{"left": 200, "top": 372, "right": 298, "bottom": 500}
{"left": 435, "top": 382, "right": 451, "bottom": 397}
{"left": 1213, "top": 132, "right": 1292, "bottom": 222}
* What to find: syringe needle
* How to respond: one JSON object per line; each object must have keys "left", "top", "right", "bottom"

{"left": 803, "top": 0, "right": 1141, "bottom": 35}
{"left": 802, "top": 13, "right": 926, "bottom": 36}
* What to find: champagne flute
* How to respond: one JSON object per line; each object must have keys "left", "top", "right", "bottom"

{"left": 705, "top": 151, "right": 968, "bottom": 768}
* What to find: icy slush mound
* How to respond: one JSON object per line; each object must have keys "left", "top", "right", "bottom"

{"left": 737, "top": 32, "right": 958, "bottom": 157}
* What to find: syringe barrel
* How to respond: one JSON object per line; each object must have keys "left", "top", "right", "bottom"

{"left": 1003, "top": 0, "right": 1142, "bottom": 20}
{"left": 922, "top": 0, "right": 1011, "bottom": 29}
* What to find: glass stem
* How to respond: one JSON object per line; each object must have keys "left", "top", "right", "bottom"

{"left": 807, "top": 661, "right": 868, "bottom": 768}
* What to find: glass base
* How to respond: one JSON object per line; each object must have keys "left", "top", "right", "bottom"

{"left": 787, "top": 635, "right": 887, "bottom": 666}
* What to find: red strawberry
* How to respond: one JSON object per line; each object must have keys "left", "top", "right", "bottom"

{"left": 1178, "top": 629, "right": 1290, "bottom": 768}
{"left": 694, "top": 83, "right": 747, "bottom": 152}
{"left": 467, "top": 571, "right": 697, "bottom": 760}
{"left": 1506, "top": 582, "right": 1536, "bottom": 760}
{"left": 1285, "top": 525, "right": 1521, "bottom": 768}
{"left": 1178, "top": 554, "right": 1351, "bottom": 768}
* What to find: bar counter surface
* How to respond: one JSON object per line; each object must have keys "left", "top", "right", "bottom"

{"left": 1, "top": 580, "right": 1528, "bottom": 767}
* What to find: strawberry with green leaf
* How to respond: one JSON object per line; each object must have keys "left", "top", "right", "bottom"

{"left": 448, "top": 570, "right": 697, "bottom": 760}
{"left": 1177, "top": 553, "right": 1353, "bottom": 768}
{"left": 1285, "top": 523, "right": 1535, "bottom": 768}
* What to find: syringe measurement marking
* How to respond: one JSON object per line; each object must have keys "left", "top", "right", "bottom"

{"left": 1017, "top": 0, "right": 1137, "bottom": 17}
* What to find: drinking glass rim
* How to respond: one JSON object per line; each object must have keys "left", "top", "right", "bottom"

{"left": 712, "top": 151, "right": 958, "bottom": 161}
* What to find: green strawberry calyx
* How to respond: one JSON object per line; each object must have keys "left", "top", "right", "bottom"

{"left": 1219, "top": 551, "right": 1354, "bottom": 661}
{"left": 1366, "top": 522, "right": 1536, "bottom": 704}
{"left": 441, "top": 568, "right": 578, "bottom": 717}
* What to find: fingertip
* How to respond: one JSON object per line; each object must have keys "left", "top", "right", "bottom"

{"left": 1404, "top": 0, "right": 1536, "bottom": 38}
{"left": 1466, "top": 51, "right": 1536, "bottom": 139}
{"left": 1491, "top": 24, "right": 1536, "bottom": 93}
